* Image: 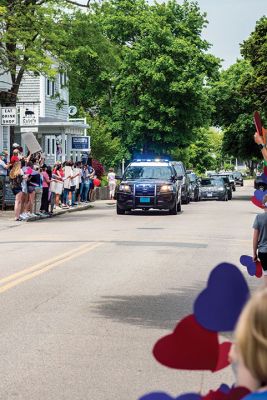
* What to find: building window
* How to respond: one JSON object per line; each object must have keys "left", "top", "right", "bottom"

{"left": 60, "top": 72, "right": 67, "bottom": 88}
{"left": 46, "top": 79, "right": 50, "bottom": 96}
{"left": 46, "top": 79, "right": 55, "bottom": 97}
{"left": 52, "top": 138, "right": 55, "bottom": 155}
{"left": 2, "top": 127, "right": 9, "bottom": 151}
{"left": 47, "top": 138, "right": 50, "bottom": 155}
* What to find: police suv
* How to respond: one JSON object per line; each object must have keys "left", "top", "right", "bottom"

{"left": 116, "top": 159, "right": 182, "bottom": 215}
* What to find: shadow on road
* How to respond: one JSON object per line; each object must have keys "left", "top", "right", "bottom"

{"left": 231, "top": 194, "right": 252, "bottom": 201}
{"left": 91, "top": 285, "right": 202, "bottom": 331}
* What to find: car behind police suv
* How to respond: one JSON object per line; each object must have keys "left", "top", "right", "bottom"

{"left": 116, "top": 160, "right": 182, "bottom": 215}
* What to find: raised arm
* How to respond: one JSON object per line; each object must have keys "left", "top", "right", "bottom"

{"left": 254, "top": 131, "right": 267, "bottom": 162}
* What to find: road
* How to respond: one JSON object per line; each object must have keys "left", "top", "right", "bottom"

{"left": 0, "top": 181, "right": 259, "bottom": 399}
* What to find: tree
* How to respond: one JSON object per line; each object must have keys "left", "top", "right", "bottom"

{"left": 65, "top": 10, "right": 121, "bottom": 113}
{"left": 0, "top": 1, "right": 92, "bottom": 99}
{"left": 241, "top": 16, "right": 267, "bottom": 106}
{"left": 210, "top": 59, "right": 260, "bottom": 171}
{"left": 0, "top": 0, "right": 90, "bottom": 144}
{"left": 94, "top": 0, "right": 220, "bottom": 154}
{"left": 86, "top": 114, "right": 129, "bottom": 168}
{"left": 172, "top": 127, "right": 223, "bottom": 174}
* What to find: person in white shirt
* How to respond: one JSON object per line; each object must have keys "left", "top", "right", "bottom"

{"left": 107, "top": 167, "right": 116, "bottom": 200}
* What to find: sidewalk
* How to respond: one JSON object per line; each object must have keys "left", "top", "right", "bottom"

{"left": 0, "top": 202, "right": 94, "bottom": 223}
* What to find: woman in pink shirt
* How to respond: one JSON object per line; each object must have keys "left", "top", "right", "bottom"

{"left": 40, "top": 164, "right": 51, "bottom": 213}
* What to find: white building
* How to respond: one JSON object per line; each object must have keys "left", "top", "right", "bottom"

{"left": 0, "top": 69, "right": 12, "bottom": 155}
{"left": 14, "top": 71, "right": 88, "bottom": 165}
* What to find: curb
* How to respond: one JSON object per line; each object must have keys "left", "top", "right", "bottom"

{"left": 26, "top": 204, "right": 94, "bottom": 222}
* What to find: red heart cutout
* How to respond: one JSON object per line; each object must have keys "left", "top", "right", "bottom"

{"left": 251, "top": 196, "right": 264, "bottom": 209}
{"left": 214, "top": 342, "right": 232, "bottom": 372}
{"left": 203, "top": 387, "right": 250, "bottom": 400}
{"left": 256, "top": 260, "right": 263, "bottom": 278}
{"left": 153, "top": 315, "right": 219, "bottom": 371}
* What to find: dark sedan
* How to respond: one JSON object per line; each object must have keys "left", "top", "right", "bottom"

{"left": 187, "top": 172, "right": 200, "bottom": 202}
{"left": 200, "top": 178, "right": 228, "bottom": 201}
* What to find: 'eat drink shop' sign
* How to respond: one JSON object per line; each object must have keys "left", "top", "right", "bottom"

{"left": 1, "top": 107, "right": 17, "bottom": 125}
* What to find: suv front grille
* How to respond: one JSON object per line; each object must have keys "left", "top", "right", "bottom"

{"left": 135, "top": 184, "right": 156, "bottom": 196}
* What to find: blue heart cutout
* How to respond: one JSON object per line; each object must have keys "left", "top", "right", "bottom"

{"left": 254, "top": 189, "right": 267, "bottom": 203}
{"left": 194, "top": 263, "right": 250, "bottom": 332}
{"left": 240, "top": 255, "right": 257, "bottom": 276}
{"left": 139, "top": 393, "right": 201, "bottom": 400}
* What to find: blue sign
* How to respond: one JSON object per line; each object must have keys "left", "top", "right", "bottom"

{"left": 71, "top": 136, "right": 90, "bottom": 151}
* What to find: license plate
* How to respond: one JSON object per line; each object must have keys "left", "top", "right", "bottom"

{"left": 140, "top": 197, "right": 150, "bottom": 203}
{"left": 207, "top": 193, "right": 213, "bottom": 197}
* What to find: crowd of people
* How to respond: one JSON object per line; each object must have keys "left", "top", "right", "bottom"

{"left": 0, "top": 145, "right": 100, "bottom": 221}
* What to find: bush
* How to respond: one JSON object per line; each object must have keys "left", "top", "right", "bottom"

{"left": 101, "top": 175, "right": 108, "bottom": 187}
{"left": 92, "top": 159, "right": 105, "bottom": 178}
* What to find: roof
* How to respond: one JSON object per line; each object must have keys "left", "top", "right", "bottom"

{"left": 130, "top": 162, "right": 170, "bottom": 167}
{"left": 38, "top": 117, "right": 88, "bottom": 129}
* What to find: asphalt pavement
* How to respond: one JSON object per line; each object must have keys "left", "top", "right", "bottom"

{"left": 0, "top": 180, "right": 260, "bottom": 399}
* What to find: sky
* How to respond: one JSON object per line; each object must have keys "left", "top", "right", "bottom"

{"left": 79, "top": 0, "right": 267, "bottom": 69}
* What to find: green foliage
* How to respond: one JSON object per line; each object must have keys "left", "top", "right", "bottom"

{"left": 0, "top": 0, "right": 91, "bottom": 101}
{"left": 210, "top": 60, "right": 260, "bottom": 161}
{"left": 210, "top": 17, "right": 267, "bottom": 164}
{"left": 241, "top": 16, "right": 267, "bottom": 106}
{"left": 65, "top": 10, "right": 121, "bottom": 112}
{"left": 86, "top": 114, "right": 130, "bottom": 168}
{"left": 98, "top": 0, "right": 220, "bottom": 154}
{"left": 170, "top": 127, "right": 223, "bottom": 174}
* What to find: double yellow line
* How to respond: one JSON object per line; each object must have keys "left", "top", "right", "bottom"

{"left": 0, "top": 242, "right": 102, "bottom": 294}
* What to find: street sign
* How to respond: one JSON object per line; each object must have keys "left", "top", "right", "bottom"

{"left": 1, "top": 107, "right": 17, "bottom": 125}
{"left": 20, "top": 104, "right": 39, "bottom": 126}
{"left": 21, "top": 127, "right": 38, "bottom": 133}
{"left": 71, "top": 136, "right": 90, "bottom": 151}
{"left": 69, "top": 105, "right": 77, "bottom": 116}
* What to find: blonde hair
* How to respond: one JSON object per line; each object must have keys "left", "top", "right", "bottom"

{"left": 263, "top": 194, "right": 267, "bottom": 206}
{"left": 9, "top": 161, "right": 21, "bottom": 179}
{"left": 235, "top": 288, "right": 267, "bottom": 383}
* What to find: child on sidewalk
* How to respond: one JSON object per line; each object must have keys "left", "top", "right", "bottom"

{"left": 253, "top": 194, "right": 267, "bottom": 286}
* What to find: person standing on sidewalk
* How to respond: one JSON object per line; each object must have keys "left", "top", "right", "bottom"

{"left": 40, "top": 164, "right": 51, "bottom": 214}
{"left": 107, "top": 167, "right": 116, "bottom": 200}
{"left": 0, "top": 152, "right": 8, "bottom": 209}
{"left": 252, "top": 194, "right": 267, "bottom": 287}
{"left": 9, "top": 161, "right": 24, "bottom": 221}
{"left": 33, "top": 165, "right": 43, "bottom": 215}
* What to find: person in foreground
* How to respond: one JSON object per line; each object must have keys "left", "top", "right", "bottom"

{"left": 253, "top": 194, "right": 267, "bottom": 287}
{"left": 230, "top": 288, "right": 267, "bottom": 398}
{"left": 254, "top": 132, "right": 267, "bottom": 163}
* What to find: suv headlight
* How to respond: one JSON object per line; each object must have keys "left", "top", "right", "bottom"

{"left": 160, "top": 185, "right": 174, "bottom": 193}
{"left": 119, "top": 184, "right": 131, "bottom": 193}
{"left": 218, "top": 187, "right": 224, "bottom": 191}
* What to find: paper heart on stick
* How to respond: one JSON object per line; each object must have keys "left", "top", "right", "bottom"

{"left": 153, "top": 315, "right": 229, "bottom": 372}
{"left": 240, "top": 255, "right": 257, "bottom": 276}
{"left": 214, "top": 342, "right": 232, "bottom": 372}
{"left": 258, "top": 173, "right": 267, "bottom": 184}
{"left": 251, "top": 196, "right": 264, "bottom": 209}
{"left": 203, "top": 387, "right": 250, "bottom": 400}
{"left": 240, "top": 255, "right": 262, "bottom": 278}
{"left": 255, "top": 260, "right": 263, "bottom": 278}
{"left": 139, "top": 393, "right": 201, "bottom": 400}
{"left": 254, "top": 189, "right": 267, "bottom": 203}
{"left": 194, "top": 263, "right": 249, "bottom": 332}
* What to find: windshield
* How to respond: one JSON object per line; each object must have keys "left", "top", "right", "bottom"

{"left": 201, "top": 178, "right": 223, "bottom": 187}
{"left": 188, "top": 173, "right": 197, "bottom": 182}
{"left": 124, "top": 166, "right": 173, "bottom": 180}
{"left": 173, "top": 164, "right": 184, "bottom": 175}
{"left": 234, "top": 172, "right": 242, "bottom": 178}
